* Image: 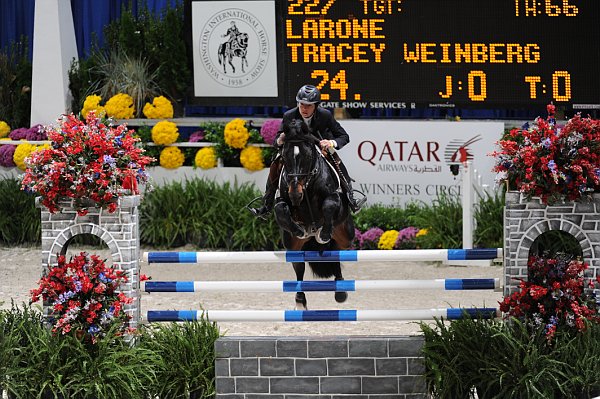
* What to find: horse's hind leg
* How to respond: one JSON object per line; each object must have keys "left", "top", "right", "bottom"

{"left": 293, "top": 261, "right": 307, "bottom": 310}
{"left": 333, "top": 262, "right": 347, "bottom": 303}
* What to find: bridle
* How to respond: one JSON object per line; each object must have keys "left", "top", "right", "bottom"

{"left": 283, "top": 136, "right": 320, "bottom": 194}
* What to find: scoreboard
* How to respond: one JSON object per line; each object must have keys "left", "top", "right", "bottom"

{"left": 189, "top": 0, "right": 600, "bottom": 110}
{"left": 283, "top": 0, "right": 599, "bottom": 109}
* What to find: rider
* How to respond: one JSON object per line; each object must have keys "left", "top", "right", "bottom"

{"left": 249, "top": 84, "right": 366, "bottom": 218}
{"left": 222, "top": 21, "right": 240, "bottom": 42}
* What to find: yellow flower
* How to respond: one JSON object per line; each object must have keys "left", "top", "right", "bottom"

{"left": 104, "top": 93, "right": 135, "bottom": 119}
{"left": 13, "top": 143, "right": 37, "bottom": 170}
{"left": 224, "top": 118, "right": 249, "bottom": 149}
{"left": 195, "top": 147, "right": 217, "bottom": 169}
{"left": 378, "top": 230, "right": 399, "bottom": 250}
{"left": 240, "top": 146, "right": 264, "bottom": 171}
{"left": 0, "top": 121, "right": 11, "bottom": 138}
{"left": 151, "top": 121, "right": 179, "bottom": 145}
{"left": 416, "top": 228, "right": 428, "bottom": 237}
{"left": 143, "top": 96, "right": 174, "bottom": 119}
{"left": 81, "top": 95, "right": 106, "bottom": 119}
{"left": 159, "top": 146, "right": 184, "bottom": 169}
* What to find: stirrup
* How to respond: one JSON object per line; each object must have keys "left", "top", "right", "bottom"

{"left": 245, "top": 196, "right": 271, "bottom": 220}
{"left": 349, "top": 190, "right": 367, "bottom": 213}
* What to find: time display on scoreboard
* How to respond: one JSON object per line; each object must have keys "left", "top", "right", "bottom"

{"left": 282, "top": 0, "right": 600, "bottom": 109}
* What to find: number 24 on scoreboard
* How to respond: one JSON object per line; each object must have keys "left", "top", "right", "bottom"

{"left": 311, "top": 69, "right": 363, "bottom": 101}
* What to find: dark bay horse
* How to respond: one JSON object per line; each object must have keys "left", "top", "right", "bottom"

{"left": 273, "top": 120, "right": 355, "bottom": 310}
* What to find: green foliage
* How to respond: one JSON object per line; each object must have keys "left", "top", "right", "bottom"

{"left": 474, "top": 189, "right": 504, "bottom": 249}
{"left": 140, "top": 319, "right": 221, "bottom": 398}
{"left": 94, "top": 3, "right": 190, "bottom": 115}
{"left": 409, "top": 193, "right": 463, "bottom": 249}
{"left": 353, "top": 202, "right": 423, "bottom": 231}
{"left": 68, "top": 46, "right": 103, "bottom": 116}
{"left": 139, "top": 178, "right": 281, "bottom": 250}
{"left": 0, "top": 39, "right": 32, "bottom": 128}
{"left": 421, "top": 317, "right": 600, "bottom": 398}
{"left": 0, "top": 178, "right": 40, "bottom": 245}
{"left": 0, "top": 304, "right": 221, "bottom": 398}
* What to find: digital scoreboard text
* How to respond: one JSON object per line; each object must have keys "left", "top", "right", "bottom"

{"left": 282, "top": 0, "right": 600, "bottom": 109}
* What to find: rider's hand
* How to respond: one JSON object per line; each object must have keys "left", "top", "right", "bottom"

{"left": 276, "top": 133, "right": 285, "bottom": 146}
{"left": 320, "top": 139, "right": 336, "bottom": 150}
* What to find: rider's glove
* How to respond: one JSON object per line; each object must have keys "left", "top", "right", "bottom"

{"left": 276, "top": 133, "right": 285, "bottom": 146}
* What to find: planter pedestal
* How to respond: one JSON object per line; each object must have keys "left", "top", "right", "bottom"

{"left": 503, "top": 192, "right": 600, "bottom": 297}
{"left": 38, "top": 196, "right": 141, "bottom": 328}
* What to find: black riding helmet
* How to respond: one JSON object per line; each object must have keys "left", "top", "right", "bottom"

{"left": 296, "top": 85, "right": 320, "bottom": 105}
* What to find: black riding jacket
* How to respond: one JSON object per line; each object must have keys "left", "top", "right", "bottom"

{"left": 275, "top": 107, "right": 350, "bottom": 150}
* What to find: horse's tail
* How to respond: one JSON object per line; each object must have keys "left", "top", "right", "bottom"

{"left": 218, "top": 43, "right": 224, "bottom": 64}
{"left": 304, "top": 239, "right": 341, "bottom": 279}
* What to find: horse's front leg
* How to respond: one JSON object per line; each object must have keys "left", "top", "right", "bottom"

{"left": 274, "top": 201, "right": 306, "bottom": 238}
{"left": 333, "top": 263, "right": 347, "bottom": 303}
{"left": 317, "top": 193, "right": 342, "bottom": 244}
{"left": 293, "top": 261, "right": 307, "bottom": 310}
{"left": 228, "top": 57, "right": 236, "bottom": 73}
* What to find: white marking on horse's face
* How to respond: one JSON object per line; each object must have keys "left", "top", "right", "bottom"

{"left": 294, "top": 146, "right": 299, "bottom": 158}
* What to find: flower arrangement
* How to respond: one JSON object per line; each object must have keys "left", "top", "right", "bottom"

{"left": 240, "top": 146, "right": 264, "bottom": 171}
{"left": 0, "top": 144, "right": 16, "bottom": 167}
{"left": 378, "top": 229, "right": 398, "bottom": 250}
{"left": 352, "top": 226, "right": 422, "bottom": 250}
{"left": 9, "top": 127, "right": 28, "bottom": 140}
{"left": 30, "top": 252, "right": 146, "bottom": 344}
{"left": 13, "top": 143, "right": 40, "bottom": 171}
{"left": 143, "top": 95, "right": 174, "bottom": 119}
{"left": 0, "top": 121, "right": 10, "bottom": 138}
{"left": 21, "top": 112, "right": 153, "bottom": 214}
{"left": 499, "top": 253, "right": 600, "bottom": 342}
{"left": 195, "top": 147, "right": 217, "bottom": 169}
{"left": 224, "top": 118, "right": 250, "bottom": 149}
{"left": 104, "top": 93, "right": 135, "bottom": 119}
{"left": 159, "top": 146, "right": 185, "bottom": 169}
{"left": 81, "top": 95, "right": 106, "bottom": 119}
{"left": 151, "top": 120, "right": 179, "bottom": 145}
{"left": 490, "top": 104, "right": 600, "bottom": 204}
{"left": 260, "top": 119, "right": 281, "bottom": 145}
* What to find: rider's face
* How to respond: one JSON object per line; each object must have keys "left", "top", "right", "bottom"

{"left": 298, "top": 102, "right": 316, "bottom": 118}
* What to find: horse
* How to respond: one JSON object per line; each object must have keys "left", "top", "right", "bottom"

{"left": 273, "top": 120, "right": 355, "bottom": 310}
{"left": 217, "top": 33, "right": 249, "bottom": 74}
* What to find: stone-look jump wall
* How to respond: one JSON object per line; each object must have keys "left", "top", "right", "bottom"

{"left": 38, "top": 196, "right": 141, "bottom": 328}
{"left": 215, "top": 336, "right": 427, "bottom": 398}
{"left": 503, "top": 192, "right": 600, "bottom": 296}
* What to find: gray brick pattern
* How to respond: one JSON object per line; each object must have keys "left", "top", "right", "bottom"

{"left": 38, "top": 196, "right": 141, "bottom": 328}
{"left": 504, "top": 192, "right": 600, "bottom": 298}
{"left": 215, "top": 336, "right": 426, "bottom": 398}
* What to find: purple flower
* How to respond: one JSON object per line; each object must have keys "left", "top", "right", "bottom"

{"left": 361, "top": 227, "right": 384, "bottom": 249}
{"left": 351, "top": 228, "right": 363, "bottom": 249}
{"left": 25, "top": 124, "right": 47, "bottom": 141}
{"left": 189, "top": 129, "right": 205, "bottom": 142}
{"left": 0, "top": 145, "right": 16, "bottom": 167}
{"left": 395, "top": 226, "right": 419, "bottom": 249}
{"left": 260, "top": 119, "right": 281, "bottom": 145}
{"left": 9, "top": 127, "right": 28, "bottom": 140}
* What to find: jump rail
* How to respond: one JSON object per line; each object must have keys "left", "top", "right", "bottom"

{"left": 143, "top": 248, "right": 503, "bottom": 264}
{"left": 144, "top": 278, "right": 502, "bottom": 293}
{"left": 147, "top": 308, "right": 500, "bottom": 322}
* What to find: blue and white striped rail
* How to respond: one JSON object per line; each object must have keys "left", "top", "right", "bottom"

{"left": 146, "top": 308, "right": 500, "bottom": 322}
{"left": 143, "top": 248, "right": 502, "bottom": 264}
{"left": 144, "top": 278, "right": 501, "bottom": 293}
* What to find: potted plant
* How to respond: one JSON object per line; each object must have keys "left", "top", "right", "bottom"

{"left": 490, "top": 104, "right": 600, "bottom": 204}
{"left": 20, "top": 112, "right": 154, "bottom": 214}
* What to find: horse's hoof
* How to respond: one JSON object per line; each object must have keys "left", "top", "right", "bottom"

{"left": 315, "top": 227, "right": 331, "bottom": 244}
{"left": 335, "top": 291, "right": 348, "bottom": 303}
{"left": 295, "top": 300, "right": 307, "bottom": 310}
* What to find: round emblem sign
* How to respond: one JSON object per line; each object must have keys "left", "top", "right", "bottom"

{"left": 198, "top": 8, "right": 270, "bottom": 88}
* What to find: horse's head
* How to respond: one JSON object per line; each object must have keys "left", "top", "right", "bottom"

{"left": 281, "top": 120, "right": 319, "bottom": 207}
{"left": 237, "top": 33, "right": 249, "bottom": 47}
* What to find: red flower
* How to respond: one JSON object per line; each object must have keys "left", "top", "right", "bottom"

{"left": 21, "top": 112, "right": 155, "bottom": 213}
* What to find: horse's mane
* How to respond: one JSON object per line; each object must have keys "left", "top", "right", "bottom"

{"left": 285, "top": 120, "right": 320, "bottom": 147}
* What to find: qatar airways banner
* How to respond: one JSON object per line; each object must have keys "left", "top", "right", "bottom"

{"left": 339, "top": 120, "right": 504, "bottom": 207}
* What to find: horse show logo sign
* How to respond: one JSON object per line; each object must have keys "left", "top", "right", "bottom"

{"left": 192, "top": 1, "right": 278, "bottom": 97}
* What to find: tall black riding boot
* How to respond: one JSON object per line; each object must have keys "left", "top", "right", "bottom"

{"left": 334, "top": 156, "right": 366, "bottom": 213}
{"left": 249, "top": 158, "right": 281, "bottom": 219}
